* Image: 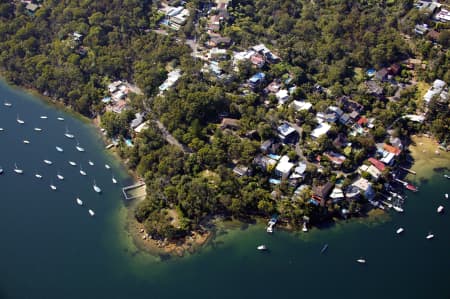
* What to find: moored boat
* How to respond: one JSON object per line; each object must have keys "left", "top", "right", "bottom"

{"left": 93, "top": 180, "right": 101, "bottom": 193}
{"left": 50, "top": 184, "right": 57, "bottom": 190}
{"left": 16, "top": 114, "right": 24, "bottom": 124}
{"left": 56, "top": 146, "right": 63, "bottom": 152}
{"left": 105, "top": 164, "right": 111, "bottom": 170}
{"left": 80, "top": 166, "right": 87, "bottom": 176}
{"left": 445, "top": 193, "right": 448, "bottom": 199}
{"left": 76, "top": 198, "right": 83, "bottom": 206}
{"left": 57, "top": 172, "right": 64, "bottom": 180}
{"left": 0, "top": 128, "right": 3, "bottom": 131}
{"left": 43, "top": 159, "right": 52, "bottom": 165}
{"left": 40, "top": 115, "right": 48, "bottom": 119}
{"left": 356, "top": 258, "right": 366, "bottom": 264}
{"left": 35, "top": 173, "right": 42, "bottom": 179}
{"left": 89, "top": 209, "right": 95, "bottom": 216}
{"left": 88, "top": 160, "right": 94, "bottom": 166}
{"left": 320, "top": 244, "right": 329, "bottom": 254}
{"left": 426, "top": 233, "right": 434, "bottom": 240}
{"left": 13, "top": 163, "right": 23, "bottom": 174}
{"left": 4, "top": 101, "right": 12, "bottom": 107}
{"left": 257, "top": 245, "right": 267, "bottom": 251}
{"left": 34, "top": 127, "right": 42, "bottom": 132}
{"left": 57, "top": 117, "right": 64, "bottom": 121}
{"left": 75, "top": 142, "right": 85, "bottom": 152}
{"left": 112, "top": 176, "right": 117, "bottom": 184}
{"left": 396, "top": 227, "right": 404, "bottom": 234}
{"left": 405, "top": 183, "right": 418, "bottom": 192}
{"left": 437, "top": 205, "right": 444, "bottom": 213}
{"left": 302, "top": 222, "right": 308, "bottom": 232}
{"left": 0, "top": 167, "right": 3, "bottom": 174}
{"left": 23, "top": 140, "right": 30, "bottom": 144}
{"left": 64, "top": 127, "right": 74, "bottom": 139}
{"left": 444, "top": 174, "right": 450, "bottom": 179}
{"left": 393, "top": 206, "right": 404, "bottom": 213}
{"left": 68, "top": 161, "right": 77, "bottom": 166}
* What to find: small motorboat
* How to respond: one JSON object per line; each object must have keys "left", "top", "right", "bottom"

{"left": 13, "top": 163, "right": 23, "bottom": 174}
{"left": 16, "top": 114, "right": 24, "bottom": 124}
{"left": 266, "top": 225, "right": 273, "bottom": 233}
{"left": 320, "top": 244, "right": 329, "bottom": 254}
{"left": 57, "top": 117, "right": 64, "bottom": 121}
{"left": 437, "top": 205, "right": 444, "bottom": 213}
{"left": 396, "top": 227, "right": 404, "bottom": 234}
{"left": 0, "top": 167, "right": 3, "bottom": 175}
{"left": 23, "top": 140, "right": 30, "bottom": 144}
{"left": 356, "top": 258, "right": 366, "bottom": 264}
{"left": 34, "top": 127, "right": 42, "bottom": 132}
{"left": 57, "top": 172, "right": 64, "bottom": 180}
{"left": 112, "top": 176, "right": 117, "bottom": 184}
{"left": 80, "top": 166, "right": 87, "bottom": 176}
{"left": 4, "top": 101, "right": 12, "bottom": 107}
{"left": 302, "top": 222, "right": 308, "bottom": 232}
{"left": 444, "top": 174, "right": 450, "bottom": 179}
{"left": 445, "top": 193, "right": 449, "bottom": 199}
{"left": 93, "top": 180, "right": 101, "bottom": 193}
{"left": 76, "top": 198, "right": 83, "bottom": 206}
{"left": 257, "top": 245, "right": 267, "bottom": 251}
{"left": 64, "top": 127, "right": 74, "bottom": 139}
{"left": 76, "top": 142, "right": 85, "bottom": 152}
{"left": 426, "top": 233, "right": 434, "bottom": 240}
{"left": 50, "top": 184, "right": 57, "bottom": 191}
{"left": 56, "top": 146, "right": 63, "bottom": 152}
{"left": 393, "top": 206, "right": 404, "bottom": 213}
{"left": 105, "top": 164, "right": 111, "bottom": 170}
{"left": 43, "top": 160, "right": 52, "bottom": 165}
{"left": 35, "top": 173, "right": 42, "bottom": 179}
{"left": 0, "top": 128, "right": 4, "bottom": 131}
{"left": 88, "top": 160, "right": 94, "bottom": 166}
{"left": 40, "top": 116, "right": 48, "bottom": 119}
{"left": 68, "top": 161, "right": 77, "bottom": 166}
{"left": 88, "top": 209, "right": 95, "bottom": 216}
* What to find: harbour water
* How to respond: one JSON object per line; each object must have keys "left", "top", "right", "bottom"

{"left": 1, "top": 80, "right": 450, "bottom": 299}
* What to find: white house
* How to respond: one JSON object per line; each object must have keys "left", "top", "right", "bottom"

{"left": 311, "top": 123, "right": 331, "bottom": 139}
{"left": 275, "top": 155, "right": 294, "bottom": 178}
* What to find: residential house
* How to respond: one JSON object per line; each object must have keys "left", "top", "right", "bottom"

{"left": 275, "top": 89, "right": 289, "bottom": 105}
{"left": 427, "top": 30, "right": 440, "bottom": 41}
{"left": 220, "top": 118, "right": 240, "bottom": 130}
{"left": 292, "top": 100, "right": 312, "bottom": 112}
{"left": 264, "top": 80, "right": 281, "bottom": 94}
{"left": 233, "top": 165, "right": 250, "bottom": 177}
{"left": 277, "top": 123, "right": 298, "bottom": 144}
{"left": 337, "top": 96, "right": 364, "bottom": 113}
{"left": 414, "top": 24, "right": 429, "bottom": 35}
{"left": 311, "top": 122, "right": 331, "bottom": 139}
{"left": 368, "top": 157, "right": 386, "bottom": 172}
{"left": 159, "top": 69, "right": 181, "bottom": 93}
{"left": 415, "top": 1, "right": 440, "bottom": 14}
{"left": 345, "top": 185, "right": 361, "bottom": 200}
{"left": 275, "top": 155, "right": 294, "bottom": 179}
{"left": 375, "top": 68, "right": 388, "bottom": 81}
{"left": 423, "top": 79, "right": 448, "bottom": 103}
{"left": 389, "top": 136, "right": 403, "bottom": 150}
{"left": 134, "top": 121, "right": 149, "bottom": 133}
{"left": 333, "top": 133, "right": 348, "bottom": 149}
{"left": 330, "top": 187, "right": 345, "bottom": 203}
{"left": 435, "top": 9, "right": 450, "bottom": 22}
{"left": 207, "top": 36, "right": 231, "bottom": 48}
{"left": 349, "top": 110, "right": 360, "bottom": 122}
{"left": 339, "top": 113, "right": 350, "bottom": 125}
{"left": 253, "top": 155, "right": 278, "bottom": 172}
{"left": 387, "top": 64, "right": 401, "bottom": 76}
{"left": 208, "top": 15, "right": 221, "bottom": 31}
{"left": 248, "top": 72, "right": 266, "bottom": 89}
{"left": 251, "top": 44, "right": 280, "bottom": 64}
{"left": 324, "top": 151, "right": 346, "bottom": 167}
{"left": 366, "top": 80, "right": 383, "bottom": 96}
{"left": 260, "top": 139, "right": 281, "bottom": 154}
{"left": 250, "top": 53, "right": 265, "bottom": 68}
{"left": 130, "top": 112, "right": 145, "bottom": 130}
{"left": 359, "top": 164, "right": 381, "bottom": 180}
{"left": 352, "top": 178, "right": 375, "bottom": 200}
{"left": 25, "top": 3, "right": 39, "bottom": 13}
{"left": 312, "top": 181, "right": 334, "bottom": 206}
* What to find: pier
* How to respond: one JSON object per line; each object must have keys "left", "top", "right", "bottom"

{"left": 122, "top": 182, "right": 146, "bottom": 200}
{"left": 399, "top": 167, "right": 416, "bottom": 175}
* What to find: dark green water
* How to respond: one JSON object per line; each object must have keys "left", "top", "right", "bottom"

{"left": 1, "top": 80, "right": 449, "bottom": 299}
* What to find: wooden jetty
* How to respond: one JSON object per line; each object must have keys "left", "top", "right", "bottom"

{"left": 399, "top": 167, "right": 416, "bottom": 175}
{"left": 122, "top": 181, "right": 146, "bottom": 200}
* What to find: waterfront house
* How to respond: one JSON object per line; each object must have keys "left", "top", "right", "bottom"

{"left": 277, "top": 123, "right": 298, "bottom": 144}
{"left": 130, "top": 112, "right": 146, "bottom": 130}
{"left": 368, "top": 157, "right": 386, "bottom": 172}
{"left": 330, "top": 187, "right": 345, "bottom": 203}
{"left": 352, "top": 178, "right": 375, "bottom": 200}
{"left": 312, "top": 181, "right": 334, "bottom": 206}
{"left": 359, "top": 164, "right": 381, "bottom": 180}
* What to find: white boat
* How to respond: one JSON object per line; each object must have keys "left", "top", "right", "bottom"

{"left": 64, "top": 127, "right": 74, "bottom": 139}
{"left": 112, "top": 176, "right": 117, "bottom": 184}
{"left": 57, "top": 172, "right": 64, "bottom": 180}
{"left": 257, "top": 245, "right": 267, "bottom": 251}
{"left": 40, "top": 115, "right": 48, "bottom": 119}
{"left": 426, "top": 233, "right": 434, "bottom": 240}
{"left": 80, "top": 166, "right": 87, "bottom": 176}
{"left": 356, "top": 259, "right": 366, "bottom": 264}
{"left": 445, "top": 193, "right": 449, "bottom": 199}
{"left": 89, "top": 209, "right": 95, "bottom": 216}
{"left": 23, "top": 140, "right": 30, "bottom": 144}
{"left": 437, "top": 205, "right": 444, "bottom": 213}
{"left": 266, "top": 225, "right": 273, "bottom": 233}
{"left": 57, "top": 117, "right": 64, "bottom": 121}
{"left": 35, "top": 173, "right": 42, "bottom": 179}
{"left": 396, "top": 227, "right": 404, "bottom": 234}
{"left": 56, "top": 146, "right": 64, "bottom": 152}
{"left": 0, "top": 128, "right": 4, "bottom": 131}
{"left": 16, "top": 114, "right": 24, "bottom": 124}
{"left": 68, "top": 161, "right": 77, "bottom": 166}
{"left": 4, "top": 101, "right": 12, "bottom": 107}
{"left": 93, "top": 180, "right": 101, "bottom": 193}
{"left": 393, "top": 206, "right": 404, "bottom": 213}
{"left": 43, "top": 160, "right": 52, "bottom": 165}
{"left": 75, "top": 141, "right": 85, "bottom": 152}
{"left": 105, "top": 164, "right": 111, "bottom": 170}
{"left": 13, "top": 163, "right": 23, "bottom": 174}
{"left": 76, "top": 197, "right": 83, "bottom": 206}
{"left": 0, "top": 167, "right": 3, "bottom": 174}
{"left": 302, "top": 222, "right": 308, "bottom": 232}
{"left": 34, "top": 127, "right": 42, "bottom": 132}
{"left": 88, "top": 160, "right": 94, "bottom": 166}
{"left": 50, "top": 184, "right": 57, "bottom": 190}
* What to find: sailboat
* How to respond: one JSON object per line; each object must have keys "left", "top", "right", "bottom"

{"left": 23, "top": 140, "right": 30, "bottom": 144}
{"left": 57, "top": 172, "right": 64, "bottom": 180}
{"left": 356, "top": 258, "right": 366, "bottom": 264}
{"left": 112, "top": 176, "right": 117, "bottom": 184}
{"left": 56, "top": 146, "right": 63, "bottom": 152}
{"left": 426, "top": 233, "right": 434, "bottom": 240}
{"left": 13, "top": 163, "right": 23, "bottom": 174}
{"left": 105, "top": 164, "right": 111, "bottom": 170}
{"left": 3, "top": 101, "right": 12, "bottom": 107}
{"left": 88, "top": 209, "right": 95, "bottom": 216}
{"left": 40, "top": 115, "right": 48, "bottom": 119}
{"left": 0, "top": 128, "right": 4, "bottom": 131}
{"left": 57, "top": 117, "right": 64, "bottom": 121}
{"left": 79, "top": 166, "right": 87, "bottom": 176}
{"left": 35, "top": 173, "right": 42, "bottom": 179}
{"left": 0, "top": 166, "right": 3, "bottom": 175}
{"left": 396, "top": 227, "right": 404, "bottom": 234}
{"left": 68, "top": 161, "right": 77, "bottom": 166}
{"left": 75, "top": 140, "right": 85, "bottom": 152}
{"left": 34, "top": 127, "right": 42, "bottom": 132}
{"left": 93, "top": 180, "right": 102, "bottom": 193}
{"left": 76, "top": 197, "right": 83, "bottom": 206}
{"left": 88, "top": 160, "right": 94, "bottom": 166}
{"left": 50, "top": 182, "right": 57, "bottom": 190}
{"left": 437, "top": 205, "right": 444, "bottom": 213}
{"left": 43, "top": 159, "right": 53, "bottom": 165}
{"left": 64, "top": 127, "right": 74, "bottom": 139}
{"left": 16, "top": 114, "right": 24, "bottom": 124}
